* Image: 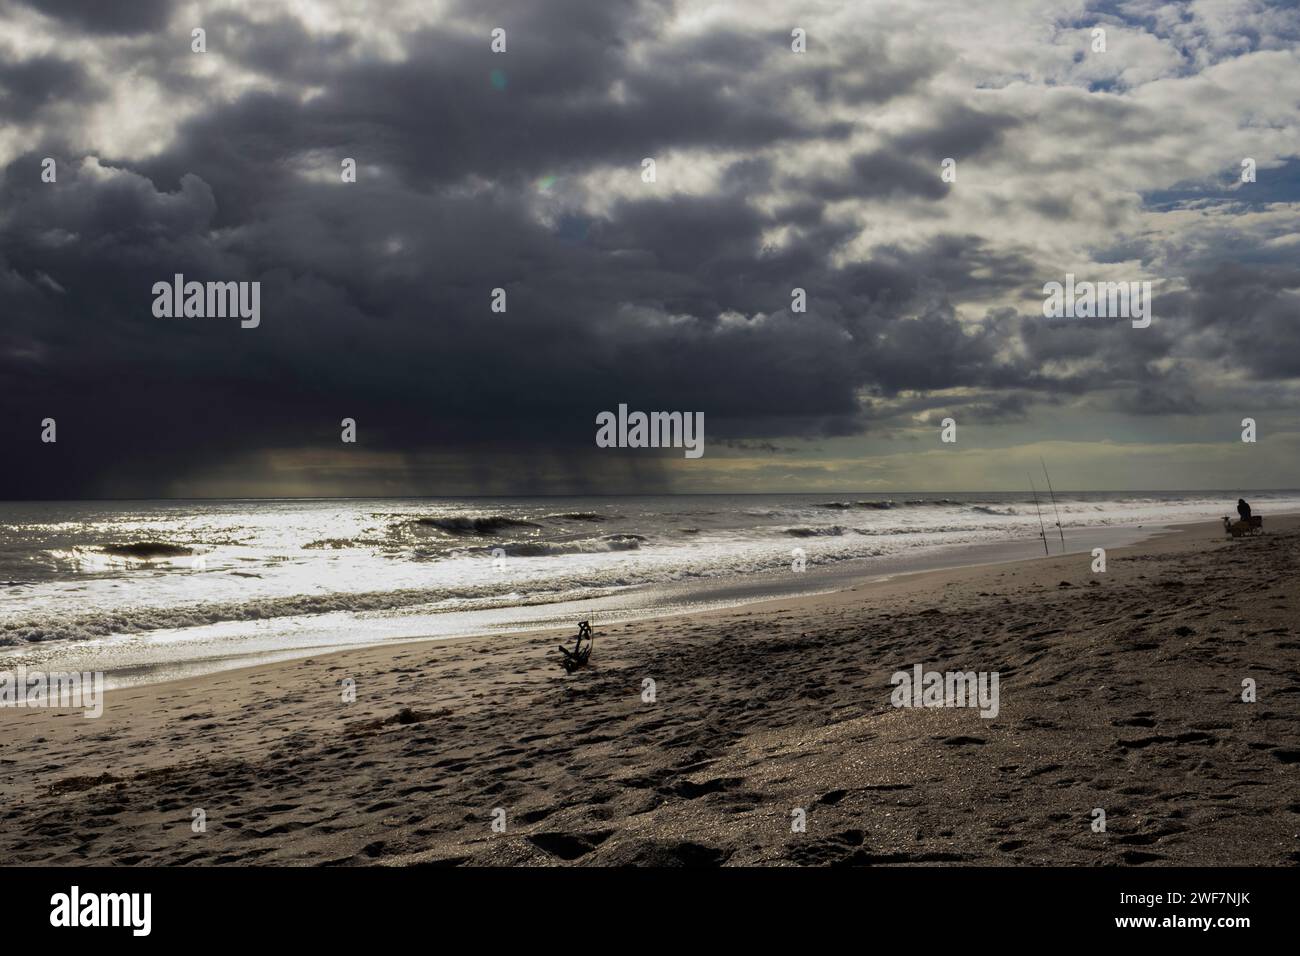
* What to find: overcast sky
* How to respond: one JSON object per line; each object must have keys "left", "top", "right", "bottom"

{"left": 1, "top": 0, "right": 1298, "bottom": 498}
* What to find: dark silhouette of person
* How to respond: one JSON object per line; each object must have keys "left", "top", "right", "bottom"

{"left": 1237, "top": 498, "right": 1251, "bottom": 521}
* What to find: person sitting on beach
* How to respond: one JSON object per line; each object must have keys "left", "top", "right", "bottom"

{"left": 1237, "top": 498, "right": 1252, "bottom": 521}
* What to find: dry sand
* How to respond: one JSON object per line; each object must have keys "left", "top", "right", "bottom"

{"left": 2, "top": 517, "right": 1297, "bottom": 866}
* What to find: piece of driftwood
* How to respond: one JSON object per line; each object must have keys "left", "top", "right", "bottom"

{"left": 558, "top": 621, "right": 594, "bottom": 673}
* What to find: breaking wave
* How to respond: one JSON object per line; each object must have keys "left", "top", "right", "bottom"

{"left": 783, "top": 526, "right": 846, "bottom": 537}
{"left": 818, "top": 500, "right": 897, "bottom": 510}
{"left": 0, "top": 582, "right": 516, "bottom": 646}
{"left": 415, "top": 515, "right": 541, "bottom": 535}
{"left": 497, "top": 534, "right": 644, "bottom": 557}
{"left": 98, "top": 542, "right": 193, "bottom": 560}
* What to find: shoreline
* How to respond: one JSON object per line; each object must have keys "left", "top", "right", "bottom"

{"left": 1, "top": 515, "right": 1296, "bottom": 866}
{"left": 9, "top": 516, "right": 1201, "bottom": 691}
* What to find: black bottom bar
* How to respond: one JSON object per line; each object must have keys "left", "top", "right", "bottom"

{"left": 2, "top": 865, "right": 1287, "bottom": 941}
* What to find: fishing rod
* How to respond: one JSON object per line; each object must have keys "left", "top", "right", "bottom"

{"left": 1041, "top": 458, "right": 1066, "bottom": 553}
{"left": 1028, "top": 473, "right": 1050, "bottom": 556}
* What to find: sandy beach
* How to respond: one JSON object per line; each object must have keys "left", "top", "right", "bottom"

{"left": 2, "top": 516, "right": 1297, "bottom": 867}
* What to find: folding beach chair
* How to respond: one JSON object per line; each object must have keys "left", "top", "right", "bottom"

{"left": 1223, "top": 515, "right": 1264, "bottom": 537}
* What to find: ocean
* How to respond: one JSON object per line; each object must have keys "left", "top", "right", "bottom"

{"left": 2, "top": 491, "right": 1296, "bottom": 687}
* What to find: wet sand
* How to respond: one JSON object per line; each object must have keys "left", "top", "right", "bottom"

{"left": 1, "top": 517, "right": 1297, "bottom": 866}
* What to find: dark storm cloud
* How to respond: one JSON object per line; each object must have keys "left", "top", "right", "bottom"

{"left": 205, "top": 11, "right": 357, "bottom": 79}
{"left": 1, "top": 0, "right": 1295, "bottom": 496}
{"left": 1172, "top": 263, "right": 1300, "bottom": 379}
{"left": 0, "top": 155, "right": 1035, "bottom": 495}
{"left": 788, "top": 104, "right": 1020, "bottom": 204}
{"left": 960, "top": 392, "right": 1036, "bottom": 424}
{"left": 1012, "top": 261, "right": 1300, "bottom": 410}
{"left": 125, "top": 12, "right": 851, "bottom": 229}
{"left": 801, "top": 149, "right": 951, "bottom": 202}
{"left": 1108, "top": 381, "right": 1205, "bottom": 416}
{"left": 0, "top": 54, "right": 99, "bottom": 120}
{"left": 889, "top": 103, "right": 1022, "bottom": 161}
{"left": 11, "top": 0, "right": 174, "bottom": 35}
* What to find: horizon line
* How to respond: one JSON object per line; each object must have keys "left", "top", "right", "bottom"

{"left": 2, "top": 488, "right": 1298, "bottom": 504}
